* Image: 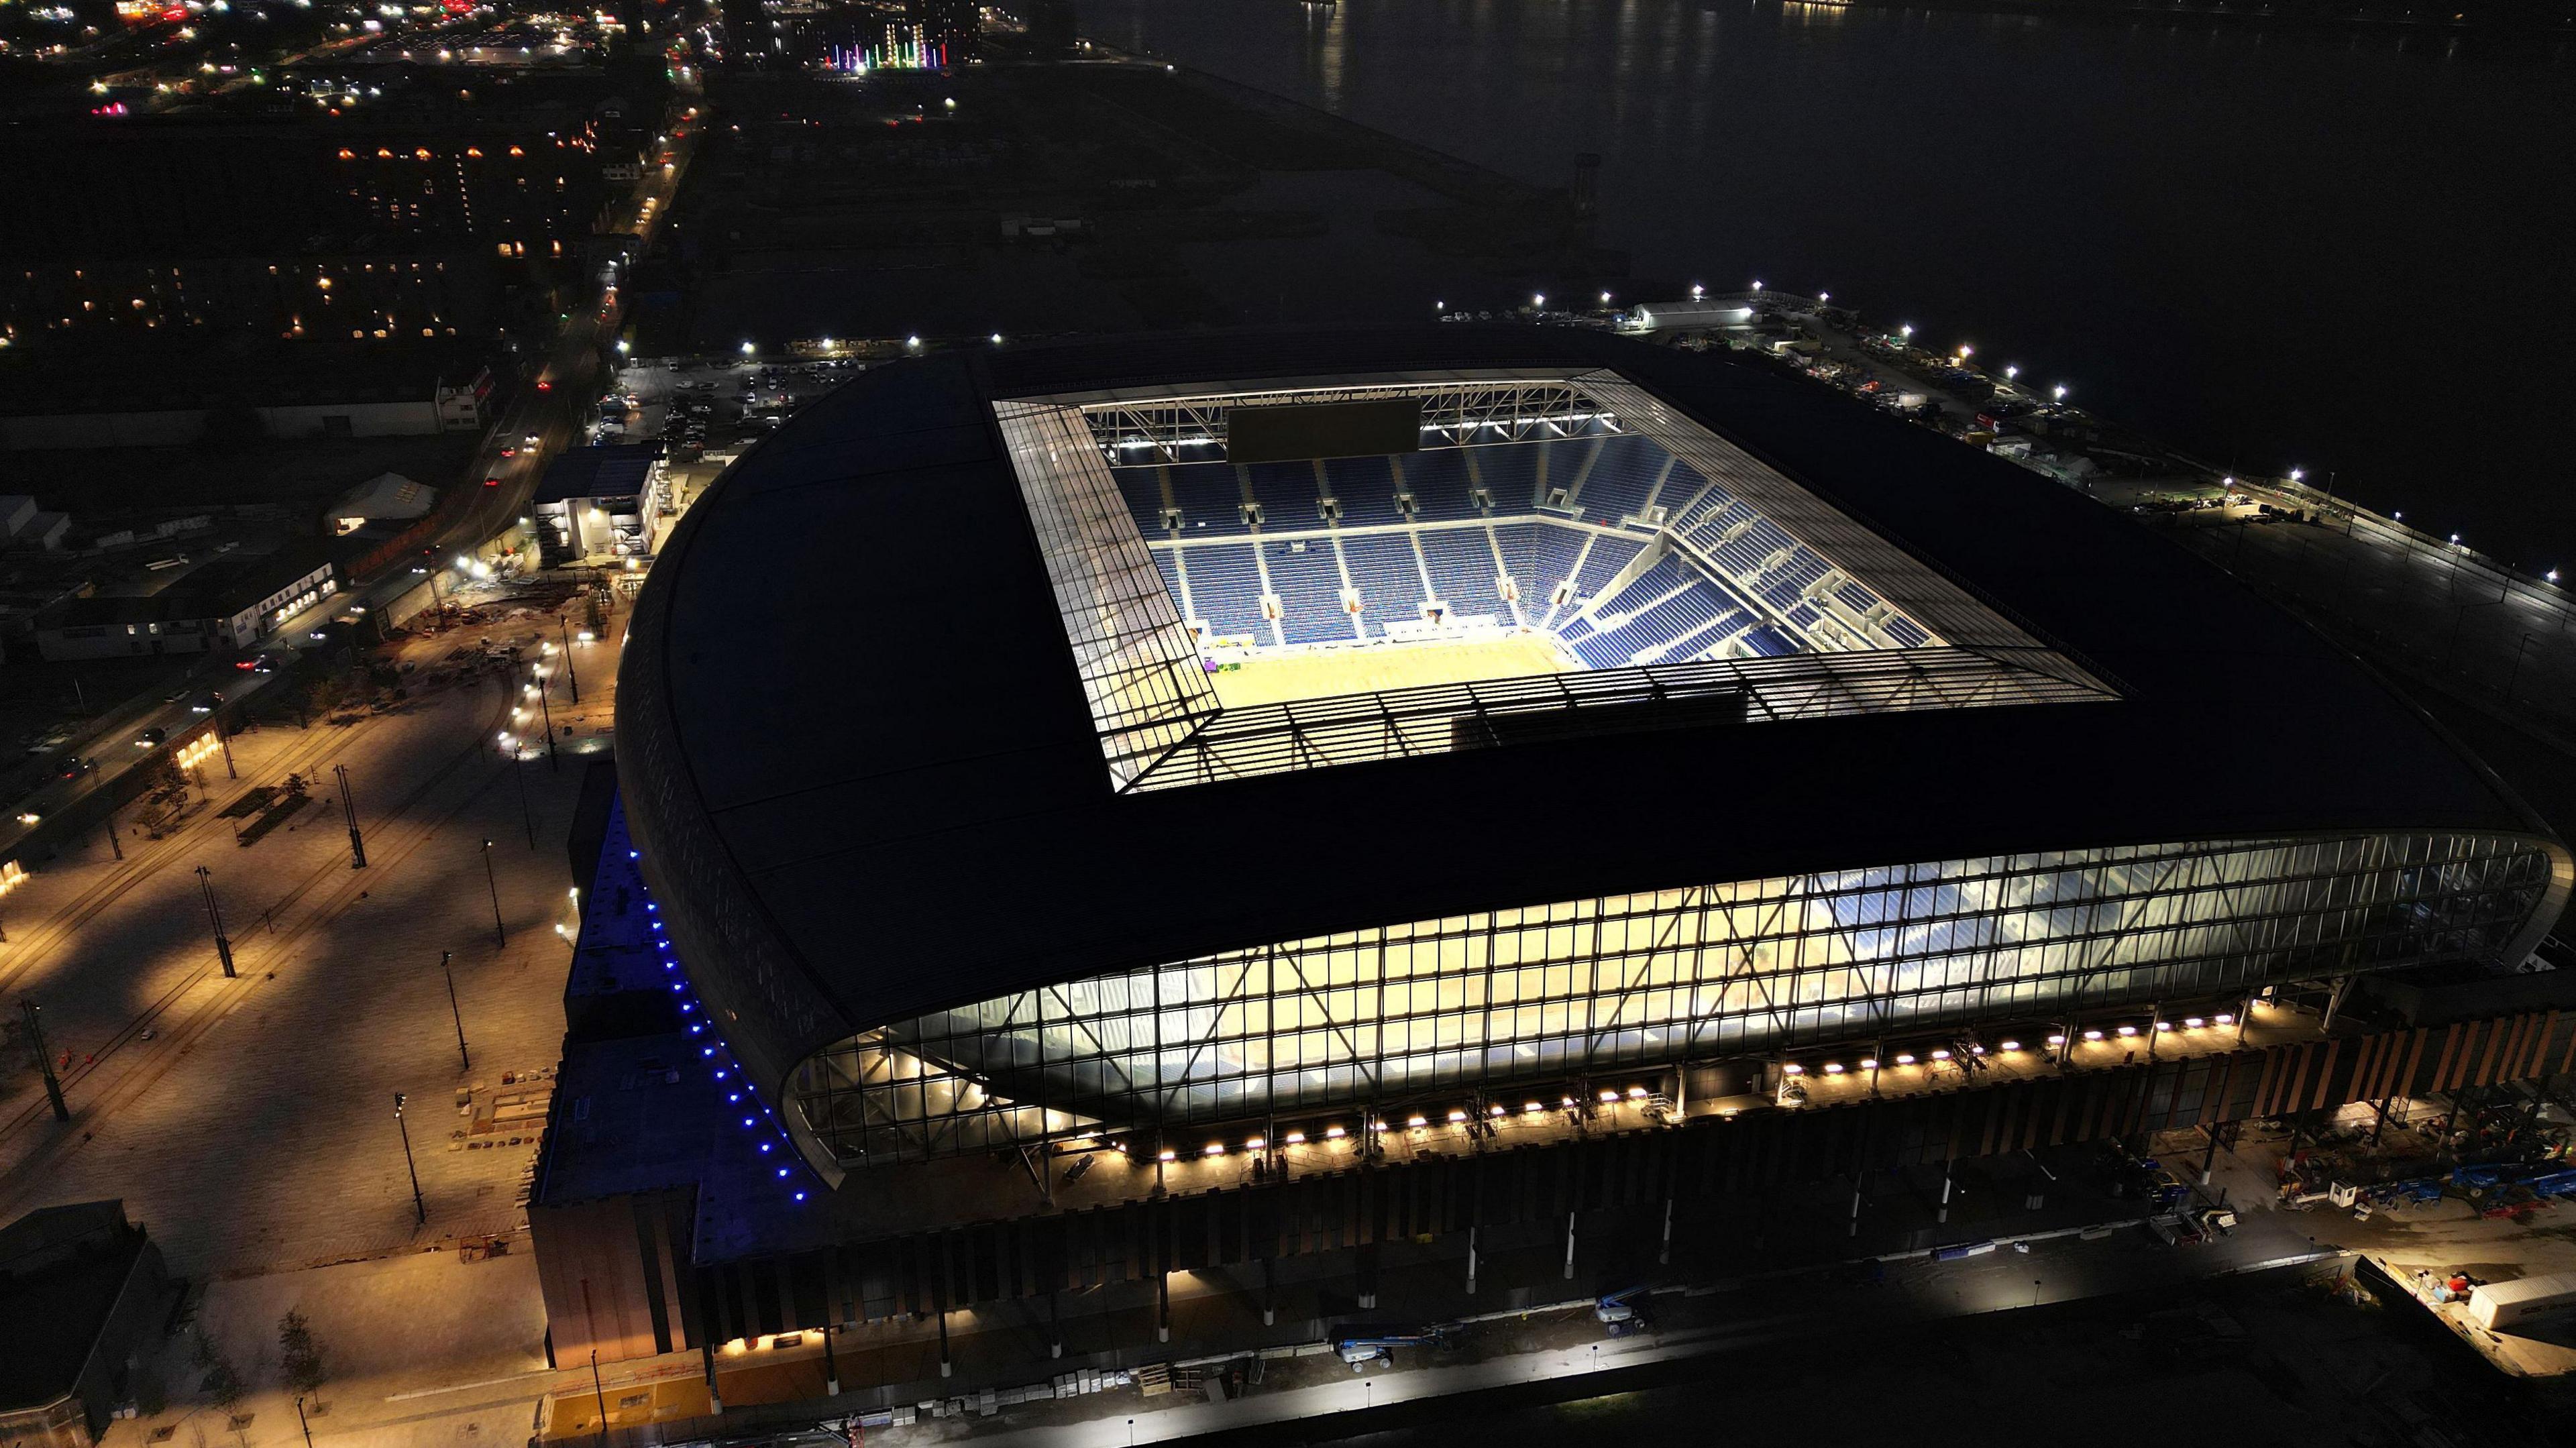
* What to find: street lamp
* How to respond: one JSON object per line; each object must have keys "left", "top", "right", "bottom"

{"left": 1689, "top": 283, "right": 1703, "bottom": 299}
{"left": 2052, "top": 384, "right": 2069, "bottom": 402}
{"left": 1750, "top": 279, "right": 1763, "bottom": 292}
{"left": 1816, "top": 290, "right": 1829, "bottom": 303}
{"left": 533, "top": 665, "right": 557, "bottom": 773}
{"left": 393, "top": 1093, "right": 425, "bottom": 1225}
{"left": 482, "top": 839, "right": 504, "bottom": 946}
{"left": 193, "top": 865, "right": 235, "bottom": 979}
{"left": 335, "top": 763, "right": 366, "bottom": 870}
{"left": 1898, "top": 323, "right": 1913, "bottom": 340}
{"left": 2003, "top": 365, "right": 2019, "bottom": 380}
{"left": 739, "top": 340, "right": 755, "bottom": 356}
{"left": 439, "top": 950, "right": 470, "bottom": 1071}
{"left": 1532, "top": 292, "right": 1545, "bottom": 308}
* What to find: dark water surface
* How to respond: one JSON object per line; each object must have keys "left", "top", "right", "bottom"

{"left": 1082, "top": 0, "right": 2576, "bottom": 559}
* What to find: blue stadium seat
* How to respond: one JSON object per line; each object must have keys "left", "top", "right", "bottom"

{"left": 1263, "top": 539, "right": 1351, "bottom": 645}
{"left": 1492, "top": 521, "right": 1586, "bottom": 608}
{"left": 1470, "top": 445, "right": 1541, "bottom": 510}
{"left": 1338, "top": 533, "right": 1424, "bottom": 634}
{"left": 1741, "top": 625, "right": 1801, "bottom": 657}
{"left": 1114, "top": 467, "right": 1171, "bottom": 536}
{"left": 1567, "top": 435, "right": 1666, "bottom": 527}
{"left": 1244, "top": 462, "right": 1325, "bottom": 530}
{"left": 1169, "top": 544, "right": 1265, "bottom": 638}
{"left": 1323, "top": 457, "right": 1407, "bottom": 528}
{"left": 1109, "top": 433, "right": 1911, "bottom": 673}
{"left": 1158, "top": 461, "right": 1251, "bottom": 536}
{"left": 1570, "top": 535, "right": 1649, "bottom": 606}
{"left": 1417, "top": 528, "right": 1503, "bottom": 614}
{"left": 1399, "top": 451, "right": 1481, "bottom": 522}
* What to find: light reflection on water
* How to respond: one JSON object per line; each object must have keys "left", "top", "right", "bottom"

{"left": 1081, "top": 0, "right": 2576, "bottom": 551}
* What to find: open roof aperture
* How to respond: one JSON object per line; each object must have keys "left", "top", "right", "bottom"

{"left": 998, "top": 368, "right": 2115, "bottom": 793}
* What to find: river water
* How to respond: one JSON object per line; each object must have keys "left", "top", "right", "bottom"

{"left": 1080, "top": 0, "right": 2576, "bottom": 559}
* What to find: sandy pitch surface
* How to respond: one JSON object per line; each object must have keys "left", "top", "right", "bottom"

{"left": 1206, "top": 634, "right": 1572, "bottom": 708}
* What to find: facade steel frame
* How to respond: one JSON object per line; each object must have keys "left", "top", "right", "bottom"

{"left": 788, "top": 830, "right": 2556, "bottom": 1167}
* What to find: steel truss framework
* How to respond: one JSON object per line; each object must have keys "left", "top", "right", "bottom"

{"left": 1000, "top": 371, "right": 2115, "bottom": 793}
{"left": 788, "top": 830, "right": 2555, "bottom": 1167}
{"left": 997, "top": 399, "right": 1221, "bottom": 787}
{"left": 1077, "top": 377, "right": 1609, "bottom": 461}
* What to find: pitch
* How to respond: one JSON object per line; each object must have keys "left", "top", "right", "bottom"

{"left": 1205, "top": 634, "right": 1574, "bottom": 710}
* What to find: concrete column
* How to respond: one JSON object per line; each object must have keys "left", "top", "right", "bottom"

{"left": 937, "top": 1305, "right": 953, "bottom": 1378}
{"left": 1357, "top": 1243, "right": 1378, "bottom": 1311}
{"left": 1049, "top": 1290, "right": 1063, "bottom": 1360}
{"left": 1848, "top": 1172, "right": 1864, "bottom": 1238}
{"left": 1937, "top": 1160, "right": 1954, "bottom": 1225}
{"left": 1658, "top": 1196, "right": 1674, "bottom": 1266}
{"left": 1562, "top": 1210, "right": 1578, "bottom": 1280}
{"left": 1465, "top": 1227, "right": 1479, "bottom": 1294}
{"left": 1263, "top": 1258, "right": 1276, "bottom": 1327}
{"left": 1157, "top": 1270, "right": 1171, "bottom": 1344}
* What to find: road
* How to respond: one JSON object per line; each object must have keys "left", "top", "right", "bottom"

{"left": 433, "top": 94, "right": 704, "bottom": 569}
{"left": 0, "top": 90, "right": 699, "bottom": 874}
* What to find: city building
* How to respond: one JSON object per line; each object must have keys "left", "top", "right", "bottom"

{"left": 0, "top": 495, "right": 71, "bottom": 553}
{"left": 0, "top": 1201, "right": 171, "bottom": 1447}
{"left": 34, "top": 540, "right": 333, "bottom": 660}
{"left": 906, "top": 0, "right": 979, "bottom": 61}
{"left": 0, "top": 101, "right": 624, "bottom": 262}
{"left": 3, "top": 251, "right": 505, "bottom": 349}
{"left": 0, "top": 80, "right": 645, "bottom": 352}
{"left": 328, "top": 471, "right": 439, "bottom": 537}
{"left": 540, "top": 329, "right": 2569, "bottom": 1368}
{"left": 0, "top": 346, "right": 492, "bottom": 449}
{"left": 533, "top": 443, "right": 663, "bottom": 564}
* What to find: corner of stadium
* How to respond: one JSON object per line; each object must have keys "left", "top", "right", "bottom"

{"left": 532, "top": 326, "right": 2573, "bottom": 1366}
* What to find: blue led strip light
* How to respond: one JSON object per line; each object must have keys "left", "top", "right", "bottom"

{"left": 629, "top": 846, "right": 814, "bottom": 1206}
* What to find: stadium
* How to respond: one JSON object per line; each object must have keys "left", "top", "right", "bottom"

{"left": 616, "top": 324, "right": 2567, "bottom": 1178}
{"left": 560, "top": 327, "right": 2573, "bottom": 1360}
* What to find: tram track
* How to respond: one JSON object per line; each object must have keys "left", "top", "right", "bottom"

{"left": 0, "top": 681, "right": 519, "bottom": 1203}
{"left": 0, "top": 706, "right": 390, "bottom": 997}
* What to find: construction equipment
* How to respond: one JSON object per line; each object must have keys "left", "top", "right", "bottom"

{"left": 1330, "top": 1325, "right": 1458, "bottom": 1369}
{"left": 1593, "top": 1285, "right": 1653, "bottom": 1337}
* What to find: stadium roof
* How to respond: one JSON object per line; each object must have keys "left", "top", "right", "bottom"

{"left": 616, "top": 327, "right": 2565, "bottom": 1113}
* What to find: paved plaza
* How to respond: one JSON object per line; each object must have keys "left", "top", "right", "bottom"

{"left": 0, "top": 612, "right": 619, "bottom": 1446}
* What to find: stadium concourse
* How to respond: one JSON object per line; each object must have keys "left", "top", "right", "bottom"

{"left": 536, "top": 327, "right": 2573, "bottom": 1388}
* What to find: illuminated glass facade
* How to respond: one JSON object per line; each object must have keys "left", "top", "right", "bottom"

{"left": 790, "top": 830, "right": 2555, "bottom": 1166}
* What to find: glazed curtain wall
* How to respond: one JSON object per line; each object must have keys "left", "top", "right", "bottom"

{"left": 792, "top": 832, "right": 2552, "bottom": 1166}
